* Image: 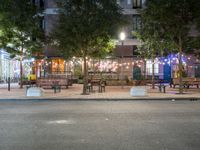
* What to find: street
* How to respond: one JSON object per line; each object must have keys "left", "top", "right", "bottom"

{"left": 0, "top": 100, "right": 200, "bottom": 150}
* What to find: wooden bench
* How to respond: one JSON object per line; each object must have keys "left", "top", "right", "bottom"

{"left": 87, "top": 79, "right": 106, "bottom": 93}
{"left": 37, "top": 78, "right": 69, "bottom": 89}
{"left": 172, "top": 78, "right": 200, "bottom": 88}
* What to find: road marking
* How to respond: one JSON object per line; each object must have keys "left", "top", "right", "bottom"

{"left": 47, "top": 120, "right": 75, "bottom": 125}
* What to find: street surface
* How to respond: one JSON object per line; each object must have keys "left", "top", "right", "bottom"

{"left": 0, "top": 100, "right": 200, "bottom": 150}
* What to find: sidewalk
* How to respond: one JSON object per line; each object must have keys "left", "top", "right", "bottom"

{"left": 0, "top": 83, "right": 199, "bottom": 100}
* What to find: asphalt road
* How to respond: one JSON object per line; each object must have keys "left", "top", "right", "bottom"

{"left": 0, "top": 100, "right": 200, "bottom": 150}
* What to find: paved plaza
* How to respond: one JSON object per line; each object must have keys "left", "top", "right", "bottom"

{"left": 0, "top": 83, "right": 199, "bottom": 100}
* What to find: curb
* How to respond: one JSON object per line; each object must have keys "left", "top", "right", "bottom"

{"left": 0, "top": 97, "right": 199, "bottom": 102}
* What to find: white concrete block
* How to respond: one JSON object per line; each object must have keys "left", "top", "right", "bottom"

{"left": 130, "top": 87, "right": 147, "bottom": 97}
{"left": 26, "top": 87, "right": 43, "bottom": 97}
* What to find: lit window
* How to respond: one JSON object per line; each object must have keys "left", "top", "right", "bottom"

{"left": 127, "top": 0, "right": 131, "bottom": 5}
{"left": 146, "top": 60, "right": 159, "bottom": 75}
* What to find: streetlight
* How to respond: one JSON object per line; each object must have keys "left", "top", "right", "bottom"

{"left": 120, "top": 32, "right": 125, "bottom": 42}
{"left": 119, "top": 32, "right": 125, "bottom": 89}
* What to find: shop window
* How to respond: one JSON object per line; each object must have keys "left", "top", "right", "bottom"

{"left": 146, "top": 60, "right": 159, "bottom": 75}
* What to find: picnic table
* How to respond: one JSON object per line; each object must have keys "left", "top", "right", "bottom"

{"left": 87, "top": 79, "right": 106, "bottom": 93}
{"left": 171, "top": 78, "right": 200, "bottom": 88}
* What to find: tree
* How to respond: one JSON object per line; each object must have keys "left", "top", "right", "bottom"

{"left": 136, "top": 0, "right": 200, "bottom": 93}
{"left": 51, "top": 0, "right": 125, "bottom": 94}
{"left": 0, "top": 0, "right": 45, "bottom": 88}
{"left": 134, "top": 26, "right": 173, "bottom": 89}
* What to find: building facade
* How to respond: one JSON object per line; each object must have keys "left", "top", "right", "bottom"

{"left": 41, "top": 0, "right": 146, "bottom": 75}
{"left": 34, "top": 0, "right": 200, "bottom": 81}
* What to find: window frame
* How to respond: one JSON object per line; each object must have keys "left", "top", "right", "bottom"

{"left": 132, "top": 0, "right": 142, "bottom": 9}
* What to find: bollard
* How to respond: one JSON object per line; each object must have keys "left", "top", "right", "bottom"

{"left": 8, "top": 77, "right": 10, "bottom": 91}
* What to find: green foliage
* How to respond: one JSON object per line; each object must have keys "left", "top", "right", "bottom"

{"left": 135, "top": 0, "right": 200, "bottom": 58}
{"left": 51, "top": 0, "right": 125, "bottom": 94}
{"left": 195, "top": 66, "right": 200, "bottom": 77}
{"left": 0, "top": 0, "right": 45, "bottom": 88}
{"left": 135, "top": 0, "right": 200, "bottom": 92}
{"left": 51, "top": 0, "right": 125, "bottom": 59}
{"left": 182, "top": 71, "right": 187, "bottom": 78}
{"left": 74, "top": 65, "right": 83, "bottom": 79}
{"left": 0, "top": 0, "right": 45, "bottom": 58}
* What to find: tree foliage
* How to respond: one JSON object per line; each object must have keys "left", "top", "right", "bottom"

{"left": 0, "top": 0, "right": 45, "bottom": 58}
{"left": 51, "top": 0, "right": 125, "bottom": 94}
{"left": 135, "top": 0, "right": 200, "bottom": 93}
{"left": 0, "top": 0, "right": 45, "bottom": 88}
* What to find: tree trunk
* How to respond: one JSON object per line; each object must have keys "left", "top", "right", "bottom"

{"left": 82, "top": 55, "right": 88, "bottom": 95}
{"left": 144, "top": 59, "right": 147, "bottom": 80}
{"left": 152, "top": 55, "right": 155, "bottom": 89}
{"left": 178, "top": 48, "right": 183, "bottom": 94}
{"left": 19, "top": 49, "right": 23, "bottom": 89}
{"left": 178, "top": 36, "right": 183, "bottom": 94}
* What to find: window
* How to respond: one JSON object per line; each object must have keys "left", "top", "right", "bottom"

{"left": 39, "top": 0, "right": 44, "bottom": 8}
{"left": 133, "top": 15, "right": 141, "bottom": 31}
{"left": 40, "top": 18, "right": 45, "bottom": 30}
{"left": 132, "top": 0, "right": 142, "bottom": 8}
{"left": 146, "top": 60, "right": 159, "bottom": 75}
{"left": 127, "top": 0, "right": 131, "bottom": 5}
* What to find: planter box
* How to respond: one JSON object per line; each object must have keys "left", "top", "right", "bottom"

{"left": 132, "top": 80, "right": 146, "bottom": 86}
{"left": 130, "top": 87, "right": 147, "bottom": 97}
{"left": 106, "top": 80, "right": 126, "bottom": 86}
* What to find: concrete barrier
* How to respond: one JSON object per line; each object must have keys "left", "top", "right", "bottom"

{"left": 26, "top": 87, "right": 43, "bottom": 97}
{"left": 130, "top": 87, "right": 147, "bottom": 97}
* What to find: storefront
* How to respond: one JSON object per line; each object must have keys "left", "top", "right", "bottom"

{"left": 0, "top": 50, "right": 33, "bottom": 83}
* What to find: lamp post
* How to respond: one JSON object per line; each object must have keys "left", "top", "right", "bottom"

{"left": 119, "top": 32, "right": 125, "bottom": 89}
{"left": 8, "top": 59, "right": 10, "bottom": 91}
